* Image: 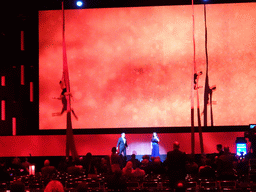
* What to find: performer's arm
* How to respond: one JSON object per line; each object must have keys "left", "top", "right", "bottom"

{"left": 116, "top": 138, "right": 120, "bottom": 149}
{"left": 52, "top": 96, "right": 62, "bottom": 100}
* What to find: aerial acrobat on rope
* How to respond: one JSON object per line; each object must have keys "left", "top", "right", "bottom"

{"left": 52, "top": 0, "right": 79, "bottom": 159}
{"left": 52, "top": 76, "right": 78, "bottom": 120}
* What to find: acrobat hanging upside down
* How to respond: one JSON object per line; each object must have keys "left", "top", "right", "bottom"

{"left": 52, "top": 80, "right": 78, "bottom": 120}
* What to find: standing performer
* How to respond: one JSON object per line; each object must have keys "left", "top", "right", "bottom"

{"left": 116, "top": 133, "right": 128, "bottom": 157}
{"left": 151, "top": 132, "right": 160, "bottom": 157}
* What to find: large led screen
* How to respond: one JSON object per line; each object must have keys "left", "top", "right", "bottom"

{"left": 39, "top": 3, "right": 256, "bottom": 130}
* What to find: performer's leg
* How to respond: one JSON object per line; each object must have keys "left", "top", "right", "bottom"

{"left": 52, "top": 112, "right": 61, "bottom": 116}
{"left": 71, "top": 109, "right": 78, "bottom": 120}
{"left": 123, "top": 148, "right": 126, "bottom": 157}
{"left": 60, "top": 105, "right": 66, "bottom": 115}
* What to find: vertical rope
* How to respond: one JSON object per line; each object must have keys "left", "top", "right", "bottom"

{"left": 62, "top": 1, "right": 78, "bottom": 159}
{"left": 203, "top": 3, "right": 209, "bottom": 128}
{"left": 191, "top": 0, "right": 196, "bottom": 155}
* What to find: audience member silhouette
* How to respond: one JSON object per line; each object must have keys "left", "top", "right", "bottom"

{"left": 130, "top": 154, "right": 140, "bottom": 169}
{"left": 0, "top": 159, "right": 10, "bottom": 182}
{"left": 216, "top": 146, "right": 237, "bottom": 180}
{"left": 140, "top": 159, "right": 150, "bottom": 174}
{"left": 67, "top": 159, "right": 82, "bottom": 176}
{"left": 105, "top": 170, "right": 127, "bottom": 191}
{"left": 216, "top": 144, "right": 224, "bottom": 157}
{"left": 76, "top": 182, "right": 88, "bottom": 192}
{"left": 10, "top": 181, "right": 25, "bottom": 192}
{"left": 41, "top": 159, "right": 57, "bottom": 178}
{"left": 84, "top": 152, "right": 97, "bottom": 175}
{"left": 11, "top": 157, "right": 22, "bottom": 175}
{"left": 97, "top": 157, "right": 111, "bottom": 174}
{"left": 57, "top": 157, "right": 68, "bottom": 173}
{"left": 110, "top": 147, "right": 122, "bottom": 173}
{"left": 185, "top": 155, "right": 199, "bottom": 179}
{"left": 199, "top": 158, "right": 216, "bottom": 180}
{"left": 151, "top": 156, "right": 165, "bottom": 175}
{"left": 166, "top": 141, "right": 187, "bottom": 188}
{"left": 21, "top": 157, "right": 31, "bottom": 175}
{"left": 44, "top": 180, "right": 64, "bottom": 192}
{"left": 133, "top": 166, "right": 146, "bottom": 178}
{"left": 122, "top": 161, "right": 134, "bottom": 177}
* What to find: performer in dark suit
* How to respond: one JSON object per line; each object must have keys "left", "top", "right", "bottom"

{"left": 116, "top": 133, "right": 128, "bottom": 157}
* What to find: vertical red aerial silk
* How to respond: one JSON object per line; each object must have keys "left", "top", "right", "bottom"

{"left": 62, "top": 1, "right": 78, "bottom": 159}
{"left": 191, "top": 0, "right": 204, "bottom": 154}
{"left": 191, "top": 0, "right": 196, "bottom": 155}
{"left": 203, "top": 4, "right": 210, "bottom": 129}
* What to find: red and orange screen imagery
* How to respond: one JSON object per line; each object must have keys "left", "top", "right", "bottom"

{"left": 39, "top": 3, "right": 256, "bottom": 130}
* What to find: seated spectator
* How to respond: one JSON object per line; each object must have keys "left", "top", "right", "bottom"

{"left": 216, "top": 144, "right": 224, "bottom": 157}
{"left": 97, "top": 157, "right": 111, "bottom": 174}
{"left": 236, "top": 157, "right": 248, "bottom": 180}
{"left": 67, "top": 160, "right": 82, "bottom": 176}
{"left": 216, "top": 146, "right": 237, "bottom": 180}
{"left": 84, "top": 152, "right": 97, "bottom": 176}
{"left": 12, "top": 157, "right": 21, "bottom": 170}
{"left": 76, "top": 182, "right": 88, "bottom": 192}
{"left": 133, "top": 167, "right": 145, "bottom": 178}
{"left": 140, "top": 158, "right": 150, "bottom": 174}
{"left": 11, "top": 157, "right": 22, "bottom": 175}
{"left": 44, "top": 180, "right": 64, "bottom": 192}
{"left": 110, "top": 147, "right": 121, "bottom": 173}
{"left": 122, "top": 161, "right": 134, "bottom": 177}
{"left": 105, "top": 170, "right": 127, "bottom": 191}
{"left": 10, "top": 180, "right": 25, "bottom": 192}
{"left": 130, "top": 154, "right": 140, "bottom": 169}
{"left": 186, "top": 155, "right": 198, "bottom": 179}
{"left": 41, "top": 159, "right": 57, "bottom": 178}
{"left": 199, "top": 158, "right": 216, "bottom": 179}
{"left": 57, "top": 157, "right": 68, "bottom": 173}
{"left": 21, "top": 157, "right": 31, "bottom": 174}
{"left": 151, "top": 156, "right": 165, "bottom": 174}
{"left": 0, "top": 159, "right": 10, "bottom": 182}
{"left": 142, "top": 155, "right": 150, "bottom": 161}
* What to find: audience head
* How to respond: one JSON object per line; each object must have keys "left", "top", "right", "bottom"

{"left": 173, "top": 141, "right": 180, "bottom": 150}
{"left": 44, "top": 159, "right": 50, "bottom": 166}
{"left": 112, "top": 147, "right": 117, "bottom": 153}
{"left": 141, "top": 159, "right": 149, "bottom": 167}
{"left": 142, "top": 155, "right": 150, "bottom": 160}
{"left": 85, "top": 152, "right": 92, "bottom": 160}
{"left": 223, "top": 146, "right": 230, "bottom": 154}
{"left": 10, "top": 181, "right": 25, "bottom": 192}
{"left": 125, "top": 161, "right": 133, "bottom": 169}
{"left": 131, "top": 154, "right": 136, "bottom": 159}
{"left": 217, "top": 144, "right": 223, "bottom": 152}
{"left": 44, "top": 180, "right": 64, "bottom": 192}
{"left": 153, "top": 157, "right": 161, "bottom": 164}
